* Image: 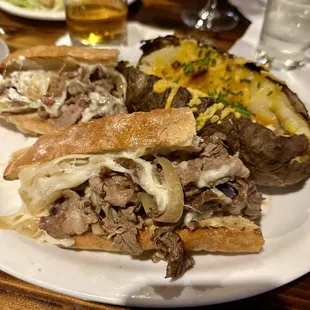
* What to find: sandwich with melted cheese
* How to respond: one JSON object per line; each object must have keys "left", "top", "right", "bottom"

{"left": 0, "top": 45, "right": 127, "bottom": 135}
{"left": 1, "top": 108, "right": 264, "bottom": 277}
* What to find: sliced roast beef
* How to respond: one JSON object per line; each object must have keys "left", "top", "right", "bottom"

{"left": 190, "top": 189, "right": 232, "bottom": 212}
{"left": 175, "top": 160, "right": 203, "bottom": 186}
{"left": 114, "top": 158, "right": 144, "bottom": 184}
{"left": 50, "top": 94, "right": 90, "bottom": 129}
{"left": 152, "top": 226, "right": 194, "bottom": 278}
{"left": 81, "top": 64, "right": 123, "bottom": 98}
{"left": 87, "top": 171, "right": 143, "bottom": 255}
{"left": 184, "top": 185, "right": 202, "bottom": 199}
{"left": 114, "top": 158, "right": 141, "bottom": 175}
{"left": 67, "top": 80, "right": 92, "bottom": 95}
{"left": 37, "top": 106, "right": 49, "bottom": 119}
{"left": 88, "top": 175, "right": 104, "bottom": 196}
{"left": 175, "top": 134, "right": 249, "bottom": 187}
{"left": 245, "top": 181, "right": 263, "bottom": 219}
{"left": 93, "top": 79, "right": 115, "bottom": 93}
{"left": 0, "top": 84, "right": 6, "bottom": 95}
{"left": 40, "top": 189, "right": 98, "bottom": 239}
{"left": 227, "top": 179, "right": 262, "bottom": 220}
{"left": 101, "top": 203, "right": 143, "bottom": 256}
{"left": 87, "top": 170, "right": 139, "bottom": 209}
{"left": 46, "top": 75, "right": 64, "bottom": 97}
{"left": 86, "top": 176, "right": 105, "bottom": 214}
{"left": 103, "top": 174, "right": 138, "bottom": 207}
{"left": 120, "top": 205, "right": 142, "bottom": 222}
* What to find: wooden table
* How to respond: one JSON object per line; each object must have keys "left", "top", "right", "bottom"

{"left": 0, "top": 0, "right": 309, "bottom": 309}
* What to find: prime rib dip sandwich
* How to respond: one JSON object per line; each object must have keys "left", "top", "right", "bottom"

{"left": 0, "top": 108, "right": 264, "bottom": 278}
{"left": 0, "top": 45, "right": 126, "bottom": 135}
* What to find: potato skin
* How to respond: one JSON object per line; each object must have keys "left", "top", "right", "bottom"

{"left": 120, "top": 64, "right": 310, "bottom": 187}
{"left": 118, "top": 63, "right": 191, "bottom": 112}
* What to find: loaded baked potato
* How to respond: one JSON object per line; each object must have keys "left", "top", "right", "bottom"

{"left": 118, "top": 36, "right": 310, "bottom": 187}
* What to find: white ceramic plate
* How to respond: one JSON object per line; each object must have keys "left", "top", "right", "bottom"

{"left": 0, "top": 0, "right": 136, "bottom": 21}
{"left": 0, "top": 1, "right": 65, "bottom": 20}
{"left": 0, "top": 45, "right": 310, "bottom": 307}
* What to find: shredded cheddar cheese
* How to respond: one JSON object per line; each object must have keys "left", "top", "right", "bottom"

{"left": 153, "top": 80, "right": 179, "bottom": 109}
{"left": 144, "top": 40, "right": 310, "bottom": 138}
{"left": 142, "top": 39, "right": 310, "bottom": 138}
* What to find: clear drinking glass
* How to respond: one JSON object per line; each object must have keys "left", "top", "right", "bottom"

{"left": 256, "top": 0, "right": 310, "bottom": 71}
{"left": 64, "top": 0, "right": 128, "bottom": 46}
{"left": 181, "top": 0, "right": 239, "bottom": 32}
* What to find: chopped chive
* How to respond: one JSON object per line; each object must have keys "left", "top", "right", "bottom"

{"left": 267, "top": 90, "right": 273, "bottom": 96}
{"left": 240, "top": 78, "right": 251, "bottom": 83}
{"left": 183, "top": 63, "right": 195, "bottom": 75}
{"left": 257, "top": 81, "right": 261, "bottom": 89}
{"left": 226, "top": 64, "right": 232, "bottom": 71}
{"left": 205, "top": 50, "right": 212, "bottom": 58}
{"left": 207, "top": 92, "right": 253, "bottom": 117}
{"left": 211, "top": 59, "right": 216, "bottom": 66}
{"left": 198, "top": 49, "right": 203, "bottom": 57}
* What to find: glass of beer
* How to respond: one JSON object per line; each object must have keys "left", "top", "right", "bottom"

{"left": 65, "top": 0, "right": 128, "bottom": 46}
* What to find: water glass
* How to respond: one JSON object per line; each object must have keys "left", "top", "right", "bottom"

{"left": 256, "top": 0, "right": 310, "bottom": 71}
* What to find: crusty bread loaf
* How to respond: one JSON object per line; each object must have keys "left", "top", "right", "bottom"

{"left": 1, "top": 45, "right": 119, "bottom": 67}
{"left": 4, "top": 108, "right": 197, "bottom": 180}
{"left": 72, "top": 216, "right": 264, "bottom": 253}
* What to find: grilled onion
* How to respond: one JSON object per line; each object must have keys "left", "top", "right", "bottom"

{"left": 139, "top": 157, "right": 184, "bottom": 223}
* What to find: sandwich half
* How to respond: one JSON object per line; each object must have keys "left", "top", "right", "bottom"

{"left": 0, "top": 45, "right": 126, "bottom": 135}
{"left": 1, "top": 108, "right": 264, "bottom": 278}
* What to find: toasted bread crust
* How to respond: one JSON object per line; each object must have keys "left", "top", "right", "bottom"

{"left": 3, "top": 113, "right": 58, "bottom": 136}
{"left": 72, "top": 217, "right": 264, "bottom": 253}
{"left": 4, "top": 108, "right": 196, "bottom": 180}
{"left": 1, "top": 45, "right": 119, "bottom": 66}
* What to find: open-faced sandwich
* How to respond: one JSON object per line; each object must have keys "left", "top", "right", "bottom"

{"left": 118, "top": 35, "right": 310, "bottom": 187}
{"left": 0, "top": 45, "right": 127, "bottom": 135}
{"left": 0, "top": 108, "right": 264, "bottom": 278}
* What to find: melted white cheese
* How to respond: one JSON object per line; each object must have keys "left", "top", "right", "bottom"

{"left": 196, "top": 160, "right": 242, "bottom": 188}
{"left": 81, "top": 92, "right": 125, "bottom": 122}
{"left": 38, "top": 231, "right": 75, "bottom": 247}
{"left": 19, "top": 150, "right": 169, "bottom": 215}
{"left": 184, "top": 211, "right": 198, "bottom": 226}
